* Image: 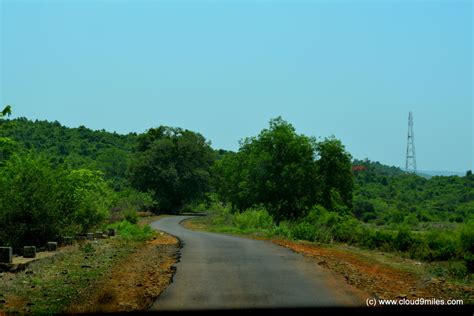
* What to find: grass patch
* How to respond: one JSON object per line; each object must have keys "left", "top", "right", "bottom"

{"left": 0, "top": 222, "right": 158, "bottom": 314}
{"left": 107, "top": 220, "right": 154, "bottom": 242}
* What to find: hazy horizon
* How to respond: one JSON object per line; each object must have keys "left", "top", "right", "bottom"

{"left": 1, "top": 0, "right": 472, "bottom": 172}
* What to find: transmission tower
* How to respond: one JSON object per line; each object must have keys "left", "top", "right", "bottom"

{"left": 405, "top": 111, "right": 417, "bottom": 173}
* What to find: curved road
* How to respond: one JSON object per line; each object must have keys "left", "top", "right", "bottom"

{"left": 150, "top": 216, "right": 362, "bottom": 310}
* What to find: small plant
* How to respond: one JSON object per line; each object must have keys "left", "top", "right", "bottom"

{"left": 81, "top": 242, "right": 94, "bottom": 253}
{"left": 107, "top": 220, "right": 153, "bottom": 241}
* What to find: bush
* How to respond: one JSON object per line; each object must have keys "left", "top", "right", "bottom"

{"left": 291, "top": 221, "right": 318, "bottom": 241}
{"left": 123, "top": 209, "right": 138, "bottom": 224}
{"left": 425, "top": 230, "right": 459, "bottom": 261}
{"left": 109, "top": 188, "right": 156, "bottom": 223}
{"left": 107, "top": 220, "right": 153, "bottom": 241}
{"left": 394, "top": 226, "right": 414, "bottom": 252}
{"left": 61, "top": 169, "right": 113, "bottom": 233}
{"left": 458, "top": 221, "right": 474, "bottom": 272}
{"left": 289, "top": 205, "right": 362, "bottom": 244}
{"left": 271, "top": 221, "right": 292, "bottom": 238}
{"left": 0, "top": 154, "right": 115, "bottom": 250}
{"left": 233, "top": 207, "right": 273, "bottom": 230}
{"left": 358, "top": 228, "right": 395, "bottom": 251}
{"left": 0, "top": 155, "right": 63, "bottom": 250}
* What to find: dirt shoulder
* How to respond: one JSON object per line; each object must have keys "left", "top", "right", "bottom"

{"left": 0, "top": 216, "right": 180, "bottom": 314}
{"left": 182, "top": 218, "right": 473, "bottom": 305}
{"left": 67, "top": 232, "right": 179, "bottom": 313}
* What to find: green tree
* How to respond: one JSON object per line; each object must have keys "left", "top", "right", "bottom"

{"left": 316, "top": 137, "right": 354, "bottom": 212}
{"left": 0, "top": 105, "right": 16, "bottom": 163}
{"left": 60, "top": 169, "right": 112, "bottom": 233}
{"left": 0, "top": 155, "right": 62, "bottom": 249}
{"left": 214, "top": 117, "right": 319, "bottom": 223}
{"left": 128, "top": 126, "right": 214, "bottom": 213}
{"left": 1, "top": 105, "right": 12, "bottom": 118}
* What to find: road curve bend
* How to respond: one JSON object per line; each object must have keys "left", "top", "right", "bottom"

{"left": 150, "top": 216, "right": 362, "bottom": 310}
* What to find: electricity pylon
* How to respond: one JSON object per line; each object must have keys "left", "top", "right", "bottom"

{"left": 405, "top": 111, "right": 417, "bottom": 173}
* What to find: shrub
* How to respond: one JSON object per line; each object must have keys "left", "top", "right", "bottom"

{"left": 107, "top": 220, "right": 153, "bottom": 241}
{"left": 425, "top": 230, "right": 459, "bottom": 261}
{"left": 291, "top": 221, "right": 318, "bottom": 241}
{"left": 458, "top": 221, "right": 474, "bottom": 272}
{"left": 233, "top": 207, "right": 273, "bottom": 230}
{"left": 0, "top": 155, "right": 63, "bottom": 250}
{"left": 272, "top": 221, "right": 292, "bottom": 238}
{"left": 61, "top": 169, "right": 113, "bottom": 233}
{"left": 394, "top": 226, "right": 414, "bottom": 252}
{"left": 123, "top": 209, "right": 138, "bottom": 224}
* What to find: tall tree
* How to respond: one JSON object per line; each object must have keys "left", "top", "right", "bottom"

{"left": 214, "top": 117, "right": 319, "bottom": 223}
{"left": 316, "top": 137, "right": 354, "bottom": 212}
{"left": 0, "top": 105, "right": 15, "bottom": 163}
{"left": 128, "top": 126, "right": 214, "bottom": 213}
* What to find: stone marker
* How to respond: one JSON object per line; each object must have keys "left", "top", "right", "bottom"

{"left": 75, "top": 234, "right": 86, "bottom": 241}
{"left": 94, "top": 232, "right": 103, "bottom": 239}
{"left": 86, "top": 233, "right": 94, "bottom": 241}
{"left": 63, "top": 237, "right": 73, "bottom": 246}
{"left": 0, "top": 247, "right": 12, "bottom": 264}
{"left": 47, "top": 242, "right": 58, "bottom": 251}
{"left": 23, "top": 246, "right": 36, "bottom": 258}
{"left": 107, "top": 228, "right": 115, "bottom": 237}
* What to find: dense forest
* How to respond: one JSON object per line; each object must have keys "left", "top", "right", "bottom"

{"left": 0, "top": 108, "right": 472, "bottom": 275}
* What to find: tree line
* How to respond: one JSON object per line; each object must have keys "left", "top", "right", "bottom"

{"left": 0, "top": 107, "right": 472, "bottom": 273}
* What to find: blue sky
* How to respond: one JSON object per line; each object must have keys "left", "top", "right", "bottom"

{"left": 1, "top": 0, "right": 472, "bottom": 172}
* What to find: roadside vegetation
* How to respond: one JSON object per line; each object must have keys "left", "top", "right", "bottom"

{"left": 0, "top": 105, "right": 472, "bottom": 307}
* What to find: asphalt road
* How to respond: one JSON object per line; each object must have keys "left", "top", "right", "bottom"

{"left": 149, "top": 216, "right": 362, "bottom": 310}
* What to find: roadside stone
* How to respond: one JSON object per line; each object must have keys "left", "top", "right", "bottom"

{"left": 47, "top": 242, "right": 58, "bottom": 251}
{"left": 0, "top": 247, "right": 12, "bottom": 264}
{"left": 86, "top": 233, "right": 94, "bottom": 241}
{"left": 94, "top": 232, "right": 103, "bottom": 239}
{"left": 23, "top": 246, "right": 36, "bottom": 258}
{"left": 107, "top": 228, "right": 116, "bottom": 237}
{"left": 63, "top": 237, "right": 74, "bottom": 246}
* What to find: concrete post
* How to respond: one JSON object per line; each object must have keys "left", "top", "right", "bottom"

{"left": 107, "top": 228, "right": 115, "bottom": 237}
{"left": 63, "top": 237, "right": 73, "bottom": 246}
{"left": 47, "top": 242, "right": 58, "bottom": 251}
{"left": 23, "top": 246, "right": 36, "bottom": 258}
{"left": 86, "top": 233, "right": 94, "bottom": 241}
{"left": 94, "top": 232, "right": 103, "bottom": 239}
{"left": 0, "top": 247, "right": 12, "bottom": 263}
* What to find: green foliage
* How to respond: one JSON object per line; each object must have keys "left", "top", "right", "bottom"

{"left": 107, "top": 220, "right": 153, "bottom": 241}
{"left": 0, "top": 155, "right": 64, "bottom": 249}
{"left": 0, "top": 154, "right": 114, "bottom": 250}
{"left": 458, "top": 221, "right": 474, "bottom": 272}
{"left": 233, "top": 207, "right": 274, "bottom": 230}
{"left": 108, "top": 188, "right": 156, "bottom": 223}
{"left": 213, "top": 117, "right": 320, "bottom": 222}
{"left": 61, "top": 169, "right": 113, "bottom": 233}
{"left": 128, "top": 126, "right": 214, "bottom": 213}
{"left": 0, "top": 117, "right": 137, "bottom": 188}
{"left": 316, "top": 137, "right": 354, "bottom": 212}
{"left": 81, "top": 242, "right": 94, "bottom": 253}
{"left": 1, "top": 105, "right": 12, "bottom": 118}
{"left": 353, "top": 159, "right": 474, "bottom": 225}
{"left": 289, "top": 205, "right": 361, "bottom": 243}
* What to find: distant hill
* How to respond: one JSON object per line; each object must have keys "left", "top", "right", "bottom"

{"left": 418, "top": 170, "right": 466, "bottom": 177}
